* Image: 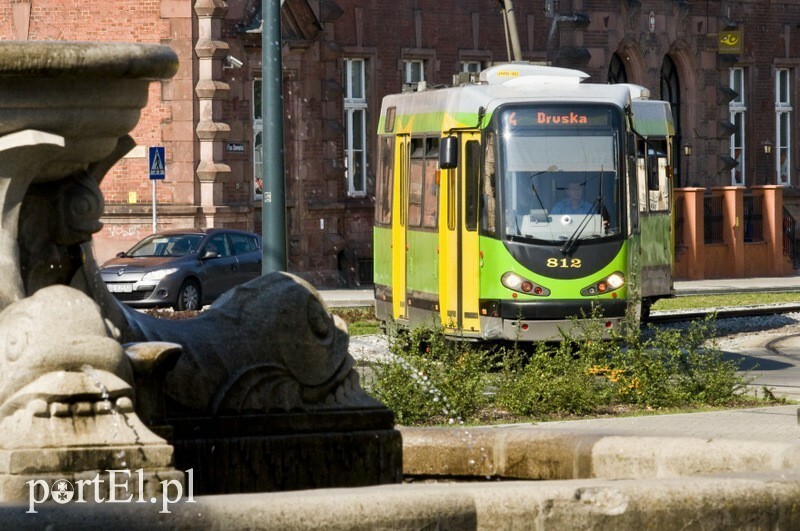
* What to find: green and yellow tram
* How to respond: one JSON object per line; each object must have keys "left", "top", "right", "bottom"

{"left": 373, "top": 64, "right": 675, "bottom": 341}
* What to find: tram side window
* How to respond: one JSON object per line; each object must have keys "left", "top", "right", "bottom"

{"left": 465, "top": 140, "right": 481, "bottom": 232}
{"left": 408, "top": 137, "right": 439, "bottom": 228}
{"left": 409, "top": 139, "right": 425, "bottom": 226}
{"left": 480, "top": 135, "right": 495, "bottom": 234}
{"left": 375, "top": 136, "right": 394, "bottom": 225}
{"left": 636, "top": 139, "right": 670, "bottom": 213}
{"left": 649, "top": 154, "right": 670, "bottom": 212}
{"left": 422, "top": 138, "right": 439, "bottom": 228}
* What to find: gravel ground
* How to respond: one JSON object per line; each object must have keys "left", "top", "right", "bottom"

{"left": 347, "top": 311, "right": 800, "bottom": 362}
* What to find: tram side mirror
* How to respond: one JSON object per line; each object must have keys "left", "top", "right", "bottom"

{"left": 439, "top": 136, "right": 458, "bottom": 169}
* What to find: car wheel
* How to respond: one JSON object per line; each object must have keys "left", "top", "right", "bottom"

{"left": 175, "top": 279, "right": 201, "bottom": 311}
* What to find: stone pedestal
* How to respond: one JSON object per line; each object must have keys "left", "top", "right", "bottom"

{"left": 168, "top": 409, "right": 402, "bottom": 494}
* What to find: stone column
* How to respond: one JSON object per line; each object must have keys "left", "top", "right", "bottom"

{"left": 674, "top": 187, "right": 705, "bottom": 280}
{"left": 751, "top": 185, "right": 786, "bottom": 276}
{"left": 715, "top": 186, "right": 745, "bottom": 278}
{"left": 194, "top": 0, "right": 231, "bottom": 226}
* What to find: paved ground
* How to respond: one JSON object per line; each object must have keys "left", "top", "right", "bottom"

{"left": 525, "top": 404, "right": 800, "bottom": 443}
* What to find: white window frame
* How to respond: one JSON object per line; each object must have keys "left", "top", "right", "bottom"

{"left": 253, "top": 78, "right": 263, "bottom": 200}
{"left": 344, "top": 58, "right": 367, "bottom": 198}
{"left": 404, "top": 59, "right": 425, "bottom": 84}
{"left": 460, "top": 60, "right": 482, "bottom": 73}
{"left": 729, "top": 68, "right": 746, "bottom": 186}
{"left": 776, "top": 68, "right": 792, "bottom": 186}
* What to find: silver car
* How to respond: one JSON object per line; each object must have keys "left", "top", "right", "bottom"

{"left": 100, "top": 228, "right": 263, "bottom": 311}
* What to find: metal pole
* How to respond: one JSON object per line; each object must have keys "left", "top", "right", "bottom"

{"left": 261, "top": 0, "right": 287, "bottom": 273}
{"left": 503, "top": 0, "right": 523, "bottom": 62}
{"left": 152, "top": 180, "right": 157, "bottom": 233}
{"left": 501, "top": 7, "right": 512, "bottom": 62}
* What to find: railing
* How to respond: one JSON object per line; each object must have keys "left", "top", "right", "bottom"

{"left": 703, "top": 195, "right": 724, "bottom": 244}
{"left": 743, "top": 194, "right": 763, "bottom": 243}
{"left": 783, "top": 206, "right": 798, "bottom": 266}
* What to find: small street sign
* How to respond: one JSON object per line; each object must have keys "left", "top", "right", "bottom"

{"left": 148, "top": 146, "right": 166, "bottom": 180}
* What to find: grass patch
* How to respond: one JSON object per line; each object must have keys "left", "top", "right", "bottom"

{"left": 330, "top": 306, "right": 381, "bottom": 335}
{"left": 654, "top": 292, "right": 800, "bottom": 311}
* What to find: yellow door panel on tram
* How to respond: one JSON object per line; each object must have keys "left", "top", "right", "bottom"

{"left": 460, "top": 134, "right": 481, "bottom": 333}
{"left": 439, "top": 164, "right": 459, "bottom": 331}
{"left": 392, "top": 135, "right": 409, "bottom": 320}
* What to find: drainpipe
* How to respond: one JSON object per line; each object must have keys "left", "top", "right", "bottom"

{"left": 499, "top": 0, "right": 523, "bottom": 62}
{"left": 261, "top": 0, "right": 287, "bottom": 273}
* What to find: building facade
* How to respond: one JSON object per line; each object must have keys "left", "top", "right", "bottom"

{"left": 2, "top": 0, "right": 800, "bottom": 286}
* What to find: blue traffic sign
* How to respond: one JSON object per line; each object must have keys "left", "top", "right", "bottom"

{"left": 148, "top": 146, "right": 166, "bottom": 180}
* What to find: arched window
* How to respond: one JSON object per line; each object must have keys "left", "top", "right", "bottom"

{"left": 608, "top": 53, "right": 628, "bottom": 84}
{"left": 660, "top": 56, "right": 683, "bottom": 186}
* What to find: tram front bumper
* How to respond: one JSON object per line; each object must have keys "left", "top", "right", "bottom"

{"left": 480, "top": 315, "right": 625, "bottom": 341}
{"left": 479, "top": 298, "right": 629, "bottom": 341}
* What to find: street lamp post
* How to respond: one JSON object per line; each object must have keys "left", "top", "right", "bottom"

{"left": 681, "top": 144, "right": 692, "bottom": 188}
{"left": 261, "top": 0, "right": 287, "bottom": 274}
{"left": 763, "top": 141, "right": 773, "bottom": 185}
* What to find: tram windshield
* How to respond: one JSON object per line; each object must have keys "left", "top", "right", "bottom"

{"left": 494, "top": 105, "right": 622, "bottom": 245}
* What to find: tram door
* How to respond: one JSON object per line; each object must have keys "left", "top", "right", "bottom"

{"left": 392, "top": 135, "right": 409, "bottom": 320}
{"left": 441, "top": 132, "right": 481, "bottom": 334}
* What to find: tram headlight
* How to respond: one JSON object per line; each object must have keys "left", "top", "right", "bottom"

{"left": 504, "top": 273, "right": 523, "bottom": 290}
{"left": 501, "top": 272, "right": 550, "bottom": 296}
{"left": 606, "top": 273, "right": 624, "bottom": 289}
{"left": 581, "top": 272, "right": 625, "bottom": 296}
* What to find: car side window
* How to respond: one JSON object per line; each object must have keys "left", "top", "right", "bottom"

{"left": 206, "top": 234, "right": 231, "bottom": 257}
{"left": 230, "top": 233, "right": 258, "bottom": 255}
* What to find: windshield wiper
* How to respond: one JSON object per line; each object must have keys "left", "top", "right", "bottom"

{"left": 529, "top": 165, "right": 557, "bottom": 214}
{"left": 559, "top": 196, "right": 602, "bottom": 255}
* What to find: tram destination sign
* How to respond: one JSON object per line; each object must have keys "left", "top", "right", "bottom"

{"left": 503, "top": 106, "right": 612, "bottom": 129}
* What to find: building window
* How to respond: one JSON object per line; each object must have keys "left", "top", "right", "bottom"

{"left": 729, "top": 67, "right": 746, "bottom": 185}
{"left": 404, "top": 59, "right": 425, "bottom": 84}
{"left": 344, "top": 58, "right": 367, "bottom": 197}
{"left": 461, "top": 61, "right": 482, "bottom": 73}
{"left": 776, "top": 68, "right": 792, "bottom": 185}
{"left": 253, "top": 78, "right": 263, "bottom": 199}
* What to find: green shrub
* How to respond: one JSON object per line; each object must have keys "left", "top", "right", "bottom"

{"left": 495, "top": 340, "right": 610, "bottom": 417}
{"left": 363, "top": 311, "right": 761, "bottom": 426}
{"left": 366, "top": 323, "right": 493, "bottom": 424}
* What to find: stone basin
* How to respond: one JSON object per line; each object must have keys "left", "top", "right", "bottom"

{"left": 0, "top": 41, "right": 178, "bottom": 181}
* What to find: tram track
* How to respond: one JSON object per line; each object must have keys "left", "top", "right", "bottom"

{"left": 765, "top": 332, "right": 800, "bottom": 362}
{"left": 647, "top": 302, "right": 800, "bottom": 325}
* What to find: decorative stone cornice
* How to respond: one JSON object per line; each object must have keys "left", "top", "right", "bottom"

{"left": 195, "top": 38, "right": 230, "bottom": 59}
{"left": 195, "top": 79, "right": 230, "bottom": 99}
{"left": 196, "top": 121, "right": 231, "bottom": 141}
{"left": 196, "top": 160, "right": 231, "bottom": 182}
{"left": 194, "top": 0, "right": 228, "bottom": 18}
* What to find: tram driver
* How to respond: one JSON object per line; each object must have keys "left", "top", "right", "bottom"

{"left": 551, "top": 181, "right": 593, "bottom": 215}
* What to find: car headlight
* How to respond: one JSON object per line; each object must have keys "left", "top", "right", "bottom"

{"left": 141, "top": 268, "right": 179, "bottom": 281}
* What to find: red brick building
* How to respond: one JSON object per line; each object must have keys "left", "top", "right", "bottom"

{"left": 3, "top": 1, "right": 800, "bottom": 285}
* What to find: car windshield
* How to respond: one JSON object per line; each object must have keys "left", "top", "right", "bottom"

{"left": 496, "top": 105, "right": 622, "bottom": 244}
{"left": 126, "top": 233, "right": 204, "bottom": 257}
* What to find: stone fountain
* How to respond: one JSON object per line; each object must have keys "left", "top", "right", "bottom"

{"left": 0, "top": 41, "right": 400, "bottom": 504}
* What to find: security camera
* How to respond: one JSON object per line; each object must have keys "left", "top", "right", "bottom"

{"left": 225, "top": 55, "right": 244, "bottom": 68}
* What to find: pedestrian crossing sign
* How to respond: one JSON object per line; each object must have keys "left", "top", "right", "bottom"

{"left": 148, "top": 146, "right": 166, "bottom": 180}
